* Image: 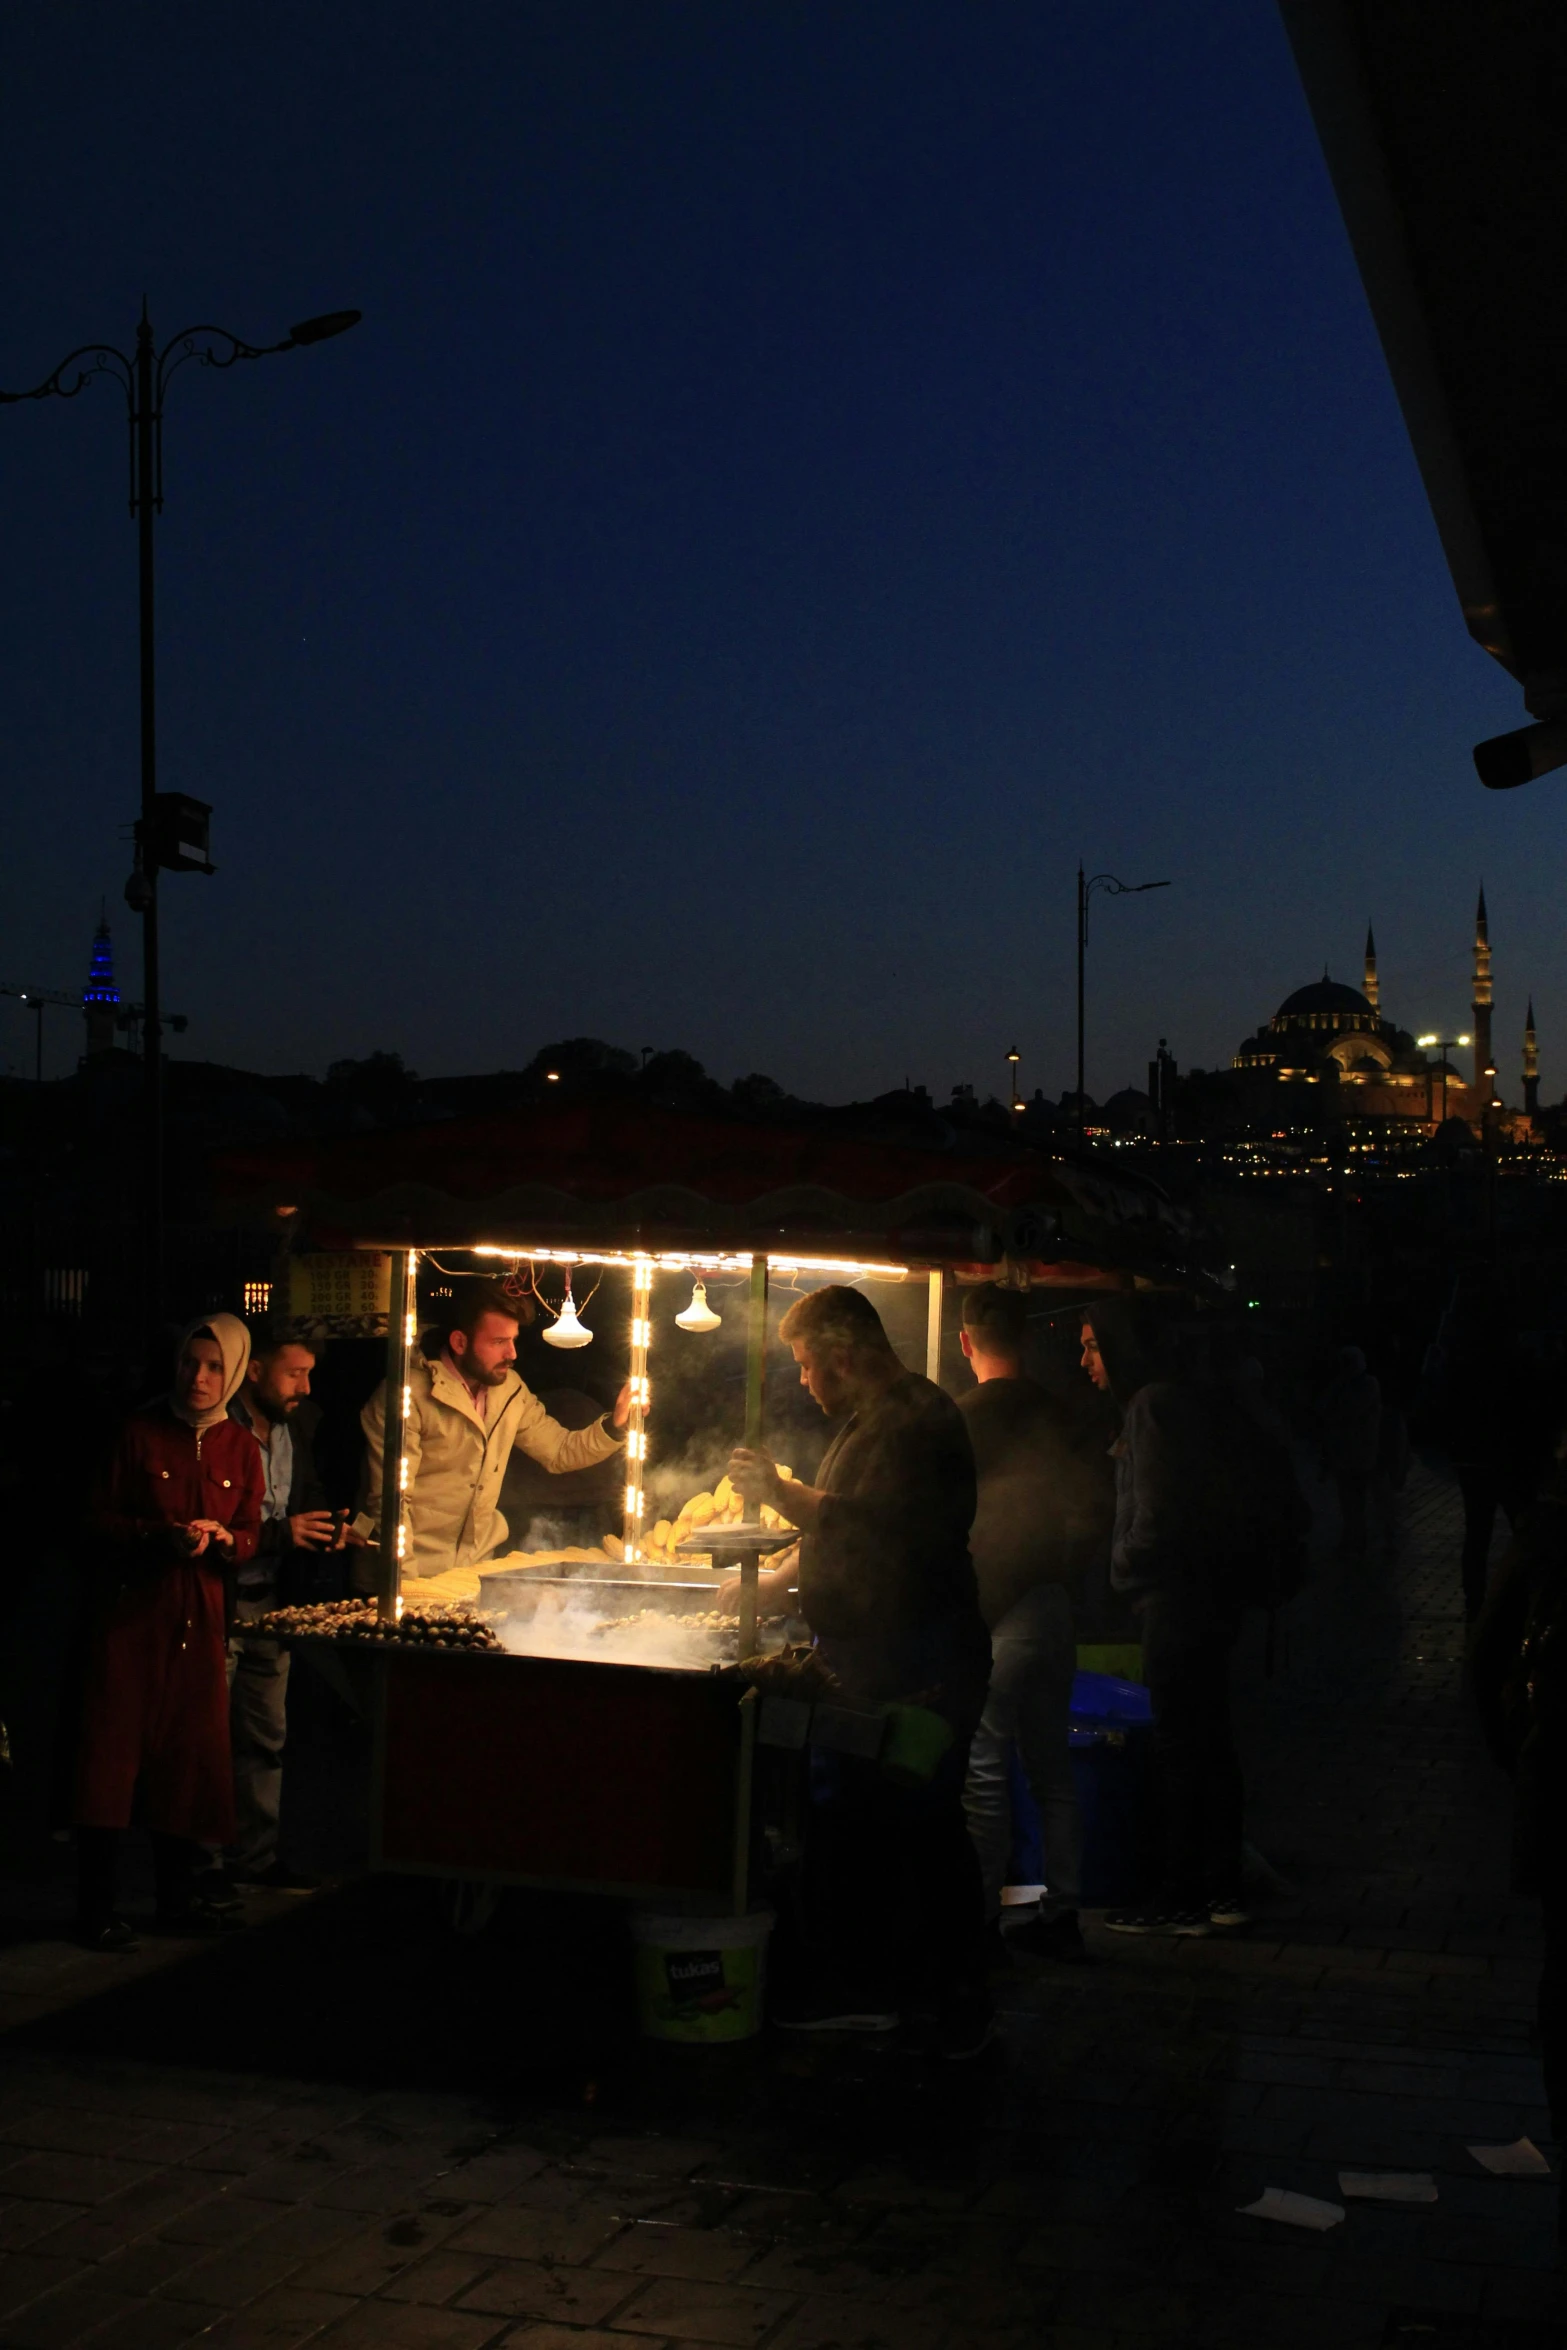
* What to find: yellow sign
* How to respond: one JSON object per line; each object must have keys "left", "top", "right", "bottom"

{"left": 287, "top": 1253, "right": 392, "bottom": 1321}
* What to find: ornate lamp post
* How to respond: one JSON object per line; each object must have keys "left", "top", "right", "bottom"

{"left": 1076, "top": 864, "right": 1169, "bottom": 1160}
{"left": 2, "top": 301, "right": 360, "bottom": 1319}
{"left": 1416, "top": 1032, "right": 1472, "bottom": 1133}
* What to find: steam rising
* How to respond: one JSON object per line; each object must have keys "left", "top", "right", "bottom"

{"left": 497, "top": 1583, "right": 733, "bottom": 1671}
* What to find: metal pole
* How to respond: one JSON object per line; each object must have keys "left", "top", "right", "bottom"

{"left": 377, "top": 1249, "right": 414, "bottom": 1622}
{"left": 134, "top": 307, "right": 163, "bottom": 1324}
{"left": 925, "top": 1267, "right": 944, "bottom": 1383}
{"left": 33, "top": 1003, "right": 42, "bottom": 1084}
{"left": 1075, "top": 862, "right": 1086, "bottom": 1161}
{"left": 738, "top": 1254, "right": 769, "bottom": 1656}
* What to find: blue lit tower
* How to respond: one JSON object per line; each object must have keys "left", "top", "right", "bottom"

{"left": 82, "top": 914, "right": 121, "bottom": 1057}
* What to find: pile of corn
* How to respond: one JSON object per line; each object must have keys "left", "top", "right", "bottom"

{"left": 643, "top": 1468, "right": 798, "bottom": 1562}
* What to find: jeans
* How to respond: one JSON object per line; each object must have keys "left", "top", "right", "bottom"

{"left": 78, "top": 1825, "right": 202, "bottom": 1925}
{"left": 1139, "top": 1595, "right": 1243, "bottom": 1910}
{"left": 1335, "top": 1470, "right": 1372, "bottom": 1565}
{"left": 964, "top": 1582, "right": 1081, "bottom": 1920}
{"left": 1541, "top": 1870, "right": 1567, "bottom": 2145}
{"left": 227, "top": 1598, "right": 290, "bottom": 1872}
{"left": 1455, "top": 1468, "right": 1524, "bottom": 1621}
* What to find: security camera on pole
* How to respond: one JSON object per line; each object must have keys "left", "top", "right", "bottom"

{"left": 3, "top": 302, "right": 360, "bottom": 1319}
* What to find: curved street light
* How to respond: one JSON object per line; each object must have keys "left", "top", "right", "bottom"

{"left": 2, "top": 301, "right": 360, "bottom": 1318}
{"left": 1076, "top": 865, "right": 1170, "bottom": 1159}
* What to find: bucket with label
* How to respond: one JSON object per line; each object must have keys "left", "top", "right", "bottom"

{"left": 630, "top": 1908, "right": 774, "bottom": 2044}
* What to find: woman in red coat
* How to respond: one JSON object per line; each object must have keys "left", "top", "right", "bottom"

{"left": 76, "top": 1313, "right": 264, "bottom": 1948}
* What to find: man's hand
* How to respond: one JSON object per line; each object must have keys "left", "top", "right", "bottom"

{"left": 611, "top": 1381, "right": 636, "bottom": 1431}
{"left": 728, "top": 1446, "right": 784, "bottom": 1513}
{"left": 175, "top": 1522, "right": 210, "bottom": 1557}
{"left": 185, "top": 1518, "right": 234, "bottom": 1553}
{"left": 717, "top": 1547, "right": 800, "bottom": 1616}
{"left": 288, "top": 1509, "right": 337, "bottom": 1551}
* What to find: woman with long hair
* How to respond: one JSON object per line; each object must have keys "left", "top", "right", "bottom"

{"left": 75, "top": 1314, "right": 263, "bottom": 1948}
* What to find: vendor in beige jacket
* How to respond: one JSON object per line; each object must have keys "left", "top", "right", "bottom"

{"left": 358, "top": 1281, "right": 627, "bottom": 1572}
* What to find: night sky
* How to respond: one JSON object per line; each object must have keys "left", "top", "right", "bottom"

{"left": 0, "top": 3, "right": 1551, "bottom": 1105}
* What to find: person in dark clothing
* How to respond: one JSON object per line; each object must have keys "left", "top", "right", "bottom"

{"left": 729, "top": 1283, "right": 993, "bottom": 2056}
{"left": 1083, "top": 1298, "right": 1244, "bottom": 1938}
{"left": 225, "top": 1322, "right": 349, "bottom": 1891}
{"left": 1420, "top": 1279, "right": 1556, "bottom": 1621}
{"left": 1469, "top": 1457, "right": 1567, "bottom": 2236}
{"left": 1318, "top": 1346, "right": 1381, "bottom": 1568}
{"left": 958, "top": 1284, "right": 1112, "bottom": 1963}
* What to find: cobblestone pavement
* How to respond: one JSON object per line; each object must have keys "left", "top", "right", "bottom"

{"left": 1, "top": 1466, "right": 1561, "bottom": 2349}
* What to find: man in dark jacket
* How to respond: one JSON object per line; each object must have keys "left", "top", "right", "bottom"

{"left": 1083, "top": 1298, "right": 1244, "bottom": 1937}
{"left": 1470, "top": 1466, "right": 1567, "bottom": 2222}
{"left": 226, "top": 1322, "right": 342, "bottom": 1890}
{"left": 730, "top": 1284, "right": 993, "bottom": 2056}
{"left": 958, "top": 1285, "right": 1112, "bottom": 1962}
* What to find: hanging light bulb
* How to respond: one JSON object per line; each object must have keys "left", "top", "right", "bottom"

{"left": 675, "top": 1279, "right": 722, "bottom": 1333}
{"left": 542, "top": 1281, "right": 593, "bottom": 1349}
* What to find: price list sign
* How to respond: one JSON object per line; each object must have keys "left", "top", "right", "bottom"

{"left": 287, "top": 1252, "right": 392, "bottom": 1323}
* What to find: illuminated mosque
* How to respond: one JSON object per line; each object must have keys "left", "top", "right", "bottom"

{"left": 1232, "top": 890, "right": 1539, "bottom": 1131}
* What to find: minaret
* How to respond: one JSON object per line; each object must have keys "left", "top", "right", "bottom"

{"left": 1524, "top": 998, "right": 1540, "bottom": 1122}
{"left": 1472, "top": 885, "right": 1494, "bottom": 1102}
{"left": 82, "top": 913, "right": 120, "bottom": 1058}
{"left": 1363, "top": 924, "right": 1379, "bottom": 1017}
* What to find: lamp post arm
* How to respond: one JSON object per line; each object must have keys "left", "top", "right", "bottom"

{"left": 0, "top": 344, "right": 133, "bottom": 407}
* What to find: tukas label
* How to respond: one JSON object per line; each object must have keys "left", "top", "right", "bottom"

{"left": 665, "top": 1950, "right": 726, "bottom": 2007}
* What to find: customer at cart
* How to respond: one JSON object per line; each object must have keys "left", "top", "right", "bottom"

{"left": 75, "top": 1315, "right": 263, "bottom": 1950}
{"left": 1081, "top": 1298, "right": 1245, "bottom": 1938}
{"left": 958, "top": 1284, "right": 1111, "bottom": 1964}
{"left": 357, "top": 1280, "right": 629, "bottom": 1572}
{"left": 225, "top": 1320, "right": 346, "bottom": 1893}
{"left": 727, "top": 1284, "right": 994, "bottom": 2058}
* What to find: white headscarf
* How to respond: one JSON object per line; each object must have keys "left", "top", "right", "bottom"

{"left": 170, "top": 1312, "right": 253, "bottom": 1432}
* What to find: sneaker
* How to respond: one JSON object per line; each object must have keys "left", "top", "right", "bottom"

{"left": 193, "top": 1869, "right": 244, "bottom": 1914}
{"left": 78, "top": 1915, "right": 139, "bottom": 1954}
{"left": 772, "top": 1997, "right": 899, "bottom": 2034}
{"left": 1207, "top": 1890, "right": 1253, "bottom": 1930}
{"left": 230, "top": 1862, "right": 321, "bottom": 1894}
{"left": 1103, "top": 1906, "right": 1212, "bottom": 1937}
{"left": 152, "top": 1895, "right": 247, "bottom": 1937}
{"left": 1006, "top": 1911, "right": 1089, "bottom": 1964}
{"left": 932, "top": 1987, "right": 998, "bottom": 2062}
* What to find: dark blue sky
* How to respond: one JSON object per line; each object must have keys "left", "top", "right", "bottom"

{"left": 0, "top": 2, "right": 1550, "bottom": 1103}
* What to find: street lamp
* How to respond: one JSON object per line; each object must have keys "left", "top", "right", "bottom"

{"left": 1076, "top": 864, "right": 1170, "bottom": 1160}
{"left": 1005, "top": 1045, "right": 1023, "bottom": 1124}
{"left": 1416, "top": 1032, "right": 1471, "bottom": 1131}
{"left": 2, "top": 300, "right": 360, "bottom": 1320}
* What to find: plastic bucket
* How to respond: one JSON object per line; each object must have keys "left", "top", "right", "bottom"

{"left": 630, "top": 1908, "right": 774, "bottom": 2044}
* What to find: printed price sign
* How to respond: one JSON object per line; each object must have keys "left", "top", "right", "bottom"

{"left": 287, "top": 1253, "right": 392, "bottom": 1321}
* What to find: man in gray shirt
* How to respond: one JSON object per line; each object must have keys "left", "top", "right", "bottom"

{"left": 226, "top": 1321, "right": 341, "bottom": 1890}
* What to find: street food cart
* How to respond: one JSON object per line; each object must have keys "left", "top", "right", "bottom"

{"left": 219, "top": 1101, "right": 1191, "bottom": 1912}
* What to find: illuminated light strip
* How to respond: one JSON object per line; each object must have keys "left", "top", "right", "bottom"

{"left": 622, "top": 1257, "right": 656, "bottom": 1562}
{"left": 470, "top": 1243, "right": 909, "bottom": 1281}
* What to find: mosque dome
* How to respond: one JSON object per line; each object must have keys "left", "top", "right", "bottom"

{"left": 1274, "top": 979, "right": 1374, "bottom": 1022}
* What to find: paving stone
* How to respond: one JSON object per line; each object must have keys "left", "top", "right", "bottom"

{"left": 446, "top": 2205, "right": 622, "bottom": 2264}
{"left": 190, "top": 2285, "right": 358, "bottom": 2348}
{"left": 590, "top": 2224, "right": 757, "bottom": 2283}
{"left": 604, "top": 2275, "right": 797, "bottom": 2343}
{"left": 380, "top": 2251, "right": 496, "bottom": 2306}
{"left": 761, "top": 2294, "right": 946, "bottom": 2350}
{"left": 0, "top": 2153, "right": 162, "bottom": 2208}
{"left": 452, "top": 2257, "right": 635, "bottom": 2328}
{"left": 313, "top": 2302, "right": 505, "bottom": 2348}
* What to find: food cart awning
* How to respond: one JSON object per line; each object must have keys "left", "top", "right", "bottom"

{"left": 213, "top": 1099, "right": 1195, "bottom": 1278}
